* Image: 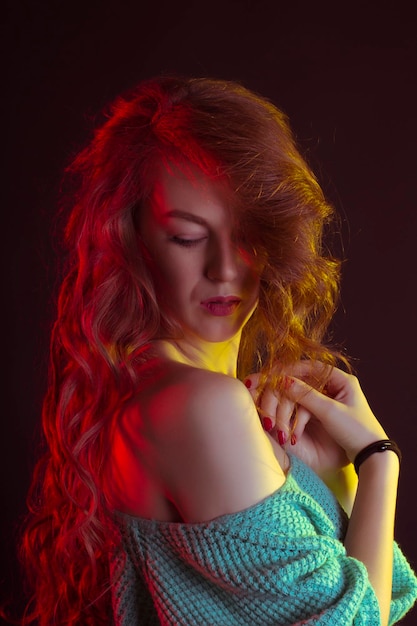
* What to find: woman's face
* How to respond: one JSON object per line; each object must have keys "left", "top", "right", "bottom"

{"left": 139, "top": 163, "right": 260, "bottom": 345}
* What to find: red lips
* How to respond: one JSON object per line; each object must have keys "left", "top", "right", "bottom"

{"left": 200, "top": 296, "right": 241, "bottom": 316}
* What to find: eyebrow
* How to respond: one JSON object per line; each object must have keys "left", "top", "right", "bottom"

{"left": 163, "top": 209, "right": 208, "bottom": 226}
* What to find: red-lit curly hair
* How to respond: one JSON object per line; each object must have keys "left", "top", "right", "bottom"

{"left": 20, "top": 76, "right": 343, "bottom": 624}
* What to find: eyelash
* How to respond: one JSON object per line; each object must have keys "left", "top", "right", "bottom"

{"left": 169, "top": 236, "right": 207, "bottom": 248}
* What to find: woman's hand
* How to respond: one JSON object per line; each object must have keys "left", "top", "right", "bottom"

{"left": 245, "top": 369, "right": 348, "bottom": 477}
{"left": 244, "top": 372, "right": 298, "bottom": 446}
{"left": 286, "top": 362, "right": 388, "bottom": 460}
{"left": 246, "top": 364, "right": 398, "bottom": 625}
{"left": 245, "top": 362, "right": 388, "bottom": 479}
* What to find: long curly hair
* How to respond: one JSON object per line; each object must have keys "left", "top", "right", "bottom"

{"left": 20, "top": 76, "right": 343, "bottom": 624}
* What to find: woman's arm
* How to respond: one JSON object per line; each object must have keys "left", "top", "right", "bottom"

{"left": 345, "top": 451, "right": 399, "bottom": 626}
{"left": 283, "top": 365, "right": 399, "bottom": 626}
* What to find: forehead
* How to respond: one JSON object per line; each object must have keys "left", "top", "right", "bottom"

{"left": 149, "top": 161, "right": 235, "bottom": 225}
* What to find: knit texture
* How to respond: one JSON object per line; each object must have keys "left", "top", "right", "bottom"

{"left": 111, "top": 454, "right": 417, "bottom": 625}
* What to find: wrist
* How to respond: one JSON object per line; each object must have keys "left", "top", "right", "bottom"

{"left": 356, "top": 448, "right": 400, "bottom": 478}
{"left": 354, "top": 439, "right": 401, "bottom": 475}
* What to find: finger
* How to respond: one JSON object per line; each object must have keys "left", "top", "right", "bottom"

{"left": 284, "top": 375, "right": 387, "bottom": 460}
{"left": 255, "top": 385, "right": 279, "bottom": 433}
{"left": 257, "top": 384, "right": 279, "bottom": 415}
{"left": 243, "top": 374, "right": 276, "bottom": 432}
{"left": 243, "top": 373, "right": 263, "bottom": 409}
{"left": 256, "top": 407, "right": 276, "bottom": 433}
{"left": 256, "top": 385, "right": 298, "bottom": 444}
{"left": 275, "top": 396, "right": 296, "bottom": 444}
{"left": 243, "top": 373, "right": 261, "bottom": 394}
{"left": 284, "top": 362, "right": 355, "bottom": 403}
{"left": 290, "top": 406, "right": 311, "bottom": 444}
{"left": 284, "top": 376, "right": 341, "bottom": 422}
{"left": 282, "top": 361, "right": 333, "bottom": 391}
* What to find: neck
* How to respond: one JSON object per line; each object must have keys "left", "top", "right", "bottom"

{"left": 153, "top": 334, "right": 241, "bottom": 377}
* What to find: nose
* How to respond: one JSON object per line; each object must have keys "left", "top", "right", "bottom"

{"left": 205, "top": 238, "right": 240, "bottom": 283}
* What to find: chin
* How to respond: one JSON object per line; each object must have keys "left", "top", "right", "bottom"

{"left": 188, "top": 322, "right": 245, "bottom": 345}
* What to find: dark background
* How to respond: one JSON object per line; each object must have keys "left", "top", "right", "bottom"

{"left": 2, "top": 0, "right": 416, "bottom": 623}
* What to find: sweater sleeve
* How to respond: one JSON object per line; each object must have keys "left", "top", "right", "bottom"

{"left": 116, "top": 477, "right": 417, "bottom": 625}
{"left": 159, "top": 490, "right": 381, "bottom": 625}
{"left": 391, "top": 541, "right": 417, "bottom": 624}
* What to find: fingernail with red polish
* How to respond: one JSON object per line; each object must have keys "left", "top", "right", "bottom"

{"left": 244, "top": 379, "right": 252, "bottom": 388}
{"left": 291, "top": 433, "right": 297, "bottom": 446}
{"left": 262, "top": 417, "right": 273, "bottom": 432}
{"left": 278, "top": 430, "right": 287, "bottom": 446}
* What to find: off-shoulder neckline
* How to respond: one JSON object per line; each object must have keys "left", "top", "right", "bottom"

{"left": 113, "top": 454, "right": 304, "bottom": 529}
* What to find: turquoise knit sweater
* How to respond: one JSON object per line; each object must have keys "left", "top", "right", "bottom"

{"left": 111, "top": 454, "right": 417, "bottom": 625}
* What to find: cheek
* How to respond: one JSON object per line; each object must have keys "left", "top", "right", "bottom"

{"left": 154, "top": 253, "right": 190, "bottom": 285}
{"left": 146, "top": 249, "right": 196, "bottom": 304}
{"left": 244, "top": 267, "right": 261, "bottom": 296}
{"left": 149, "top": 261, "right": 176, "bottom": 297}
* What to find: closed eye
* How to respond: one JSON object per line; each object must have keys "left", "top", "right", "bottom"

{"left": 169, "top": 236, "right": 208, "bottom": 248}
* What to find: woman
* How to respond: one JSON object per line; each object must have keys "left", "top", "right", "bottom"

{"left": 21, "top": 76, "right": 417, "bottom": 625}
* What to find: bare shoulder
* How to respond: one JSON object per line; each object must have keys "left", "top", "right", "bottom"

{"left": 165, "top": 366, "right": 256, "bottom": 427}
{"left": 150, "top": 365, "right": 286, "bottom": 522}
{"left": 105, "top": 362, "right": 286, "bottom": 522}
{"left": 147, "top": 364, "right": 260, "bottom": 441}
{"left": 134, "top": 361, "right": 252, "bottom": 433}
